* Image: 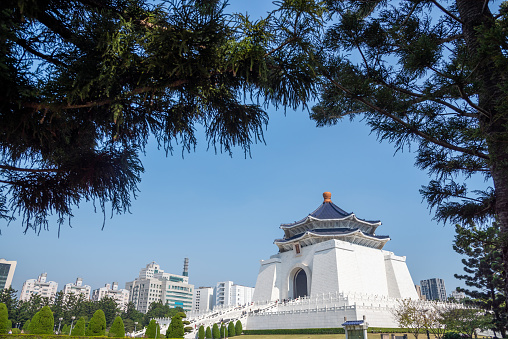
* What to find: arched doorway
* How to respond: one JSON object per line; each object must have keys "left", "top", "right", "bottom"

{"left": 293, "top": 268, "right": 308, "bottom": 298}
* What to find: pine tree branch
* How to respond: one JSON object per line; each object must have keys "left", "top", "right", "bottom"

{"left": 430, "top": 0, "right": 464, "bottom": 24}
{"left": 14, "top": 39, "right": 67, "bottom": 67}
{"left": 323, "top": 74, "right": 490, "bottom": 160}
{"left": 22, "top": 80, "right": 188, "bottom": 111}
{"left": 0, "top": 165, "right": 60, "bottom": 173}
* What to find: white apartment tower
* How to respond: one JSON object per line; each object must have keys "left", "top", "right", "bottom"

{"left": 92, "top": 282, "right": 130, "bottom": 310}
{"left": 215, "top": 281, "right": 255, "bottom": 307}
{"left": 63, "top": 278, "right": 91, "bottom": 300}
{"left": 192, "top": 287, "right": 214, "bottom": 312}
{"left": 126, "top": 260, "right": 194, "bottom": 313}
{"left": 20, "top": 273, "right": 58, "bottom": 302}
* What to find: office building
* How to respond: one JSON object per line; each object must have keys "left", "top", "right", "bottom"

{"left": 0, "top": 259, "right": 16, "bottom": 291}
{"left": 126, "top": 259, "right": 194, "bottom": 313}
{"left": 420, "top": 278, "right": 447, "bottom": 301}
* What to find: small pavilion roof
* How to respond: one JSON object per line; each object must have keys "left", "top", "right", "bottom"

{"left": 281, "top": 192, "right": 381, "bottom": 228}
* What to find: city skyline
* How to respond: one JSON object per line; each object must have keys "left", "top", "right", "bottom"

{"left": 0, "top": 0, "right": 485, "bottom": 300}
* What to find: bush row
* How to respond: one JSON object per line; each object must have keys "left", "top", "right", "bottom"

{"left": 243, "top": 327, "right": 414, "bottom": 335}
{"left": 243, "top": 328, "right": 345, "bottom": 335}
{"left": 0, "top": 335, "right": 110, "bottom": 339}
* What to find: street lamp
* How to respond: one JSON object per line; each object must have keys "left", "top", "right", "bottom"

{"left": 134, "top": 322, "right": 138, "bottom": 333}
{"left": 58, "top": 318, "right": 63, "bottom": 334}
{"left": 69, "top": 316, "right": 76, "bottom": 336}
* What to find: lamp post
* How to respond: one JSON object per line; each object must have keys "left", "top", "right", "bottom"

{"left": 58, "top": 318, "right": 63, "bottom": 334}
{"left": 134, "top": 322, "right": 138, "bottom": 333}
{"left": 69, "top": 316, "right": 76, "bottom": 336}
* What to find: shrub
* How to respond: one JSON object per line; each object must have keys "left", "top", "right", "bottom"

{"left": 234, "top": 321, "right": 242, "bottom": 336}
{"left": 28, "top": 306, "right": 54, "bottom": 334}
{"left": 205, "top": 326, "right": 211, "bottom": 339}
{"left": 71, "top": 317, "right": 86, "bottom": 336}
{"left": 60, "top": 324, "right": 69, "bottom": 335}
{"left": 109, "top": 316, "right": 125, "bottom": 337}
{"left": 212, "top": 324, "right": 220, "bottom": 339}
{"left": 220, "top": 325, "right": 226, "bottom": 338}
{"left": 0, "top": 303, "right": 11, "bottom": 334}
{"left": 87, "top": 309, "right": 107, "bottom": 336}
{"left": 166, "top": 313, "right": 185, "bottom": 338}
{"left": 145, "top": 319, "right": 160, "bottom": 338}
{"left": 443, "top": 332, "right": 462, "bottom": 339}
{"left": 198, "top": 326, "right": 205, "bottom": 339}
{"left": 228, "top": 322, "right": 235, "bottom": 337}
{"left": 10, "top": 328, "right": 21, "bottom": 334}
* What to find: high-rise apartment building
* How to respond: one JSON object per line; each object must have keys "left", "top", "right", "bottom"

{"left": 63, "top": 278, "right": 91, "bottom": 300}
{"left": 126, "top": 260, "right": 194, "bottom": 313}
{"left": 20, "top": 273, "right": 58, "bottom": 301}
{"left": 215, "top": 281, "right": 255, "bottom": 307}
{"left": 92, "top": 282, "right": 130, "bottom": 310}
{"left": 420, "top": 278, "right": 447, "bottom": 301}
{"left": 192, "top": 287, "right": 214, "bottom": 313}
{"left": 0, "top": 259, "right": 16, "bottom": 291}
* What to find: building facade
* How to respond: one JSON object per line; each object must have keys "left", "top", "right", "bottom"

{"left": 192, "top": 287, "right": 214, "bottom": 313}
{"left": 92, "top": 282, "right": 130, "bottom": 310}
{"left": 63, "top": 278, "right": 91, "bottom": 300}
{"left": 126, "top": 260, "right": 194, "bottom": 313}
{"left": 420, "top": 278, "right": 447, "bottom": 301}
{"left": 0, "top": 259, "right": 16, "bottom": 291}
{"left": 253, "top": 192, "right": 419, "bottom": 303}
{"left": 20, "top": 273, "right": 58, "bottom": 302}
{"left": 215, "top": 281, "right": 254, "bottom": 307}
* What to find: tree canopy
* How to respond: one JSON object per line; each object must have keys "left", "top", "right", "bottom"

{"left": 306, "top": 0, "right": 508, "bottom": 304}
{"left": 0, "top": 0, "right": 320, "bottom": 234}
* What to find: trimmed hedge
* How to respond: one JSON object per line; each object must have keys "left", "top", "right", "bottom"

{"left": 0, "top": 335, "right": 110, "bottom": 339}
{"left": 243, "top": 328, "right": 345, "bottom": 335}
{"left": 243, "top": 327, "right": 415, "bottom": 335}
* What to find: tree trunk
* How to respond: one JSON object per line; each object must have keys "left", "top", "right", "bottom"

{"left": 456, "top": 0, "right": 508, "bottom": 312}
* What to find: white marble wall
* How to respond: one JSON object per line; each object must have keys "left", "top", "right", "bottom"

{"left": 253, "top": 239, "right": 418, "bottom": 303}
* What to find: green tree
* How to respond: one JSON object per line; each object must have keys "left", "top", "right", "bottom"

{"left": 96, "top": 296, "right": 119, "bottom": 327}
{"left": 0, "top": 0, "right": 316, "bottom": 234}
{"left": 109, "top": 316, "right": 125, "bottom": 338}
{"left": 121, "top": 302, "right": 143, "bottom": 332}
{"left": 227, "top": 322, "right": 235, "bottom": 337}
{"left": 71, "top": 317, "right": 86, "bottom": 336}
{"left": 145, "top": 320, "right": 160, "bottom": 339}
{"left": 0, "top": 303, "right": 11, "bottom": 334}
{"left": 0, "top": 288, "right": 18, "bottom": 325}
{"left": 454, "top": 223, "right": 507, "bottom": 336}
{"left": 306, "top": 0, "right": 508, "bottom": 301}
{"left": 87, "top": 309, "right": 107, "bottom": 336}
{"left": 220, "top": 324, "right": 226, "bottom": 338}
{"left": 28, "top": 305, "right": 54, "bottom": 334}
{"left": 166, "top": 312, "right": 186, "bottom": 338}
{"left": 198, "top": 325, "right": 205, "bottom": 339}
{"left": 234, "top": 321, "right": 242, "bottom": 336}
{"left": 440, "top": 308, "right": 492, "bottom": 338}
{"left": 205, "top": 326, "right": 212, "bottom": 339}
{"left": 212, "top": 324, "right": 220, "bottom": 339}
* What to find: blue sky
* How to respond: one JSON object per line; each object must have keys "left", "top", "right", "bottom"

{"left": 0, "top": 0, "right": 484, "bottom": 298}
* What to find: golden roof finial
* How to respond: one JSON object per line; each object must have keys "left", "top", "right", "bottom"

{"left": 323, "top": 192, "right": 332, "bottom": 203}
